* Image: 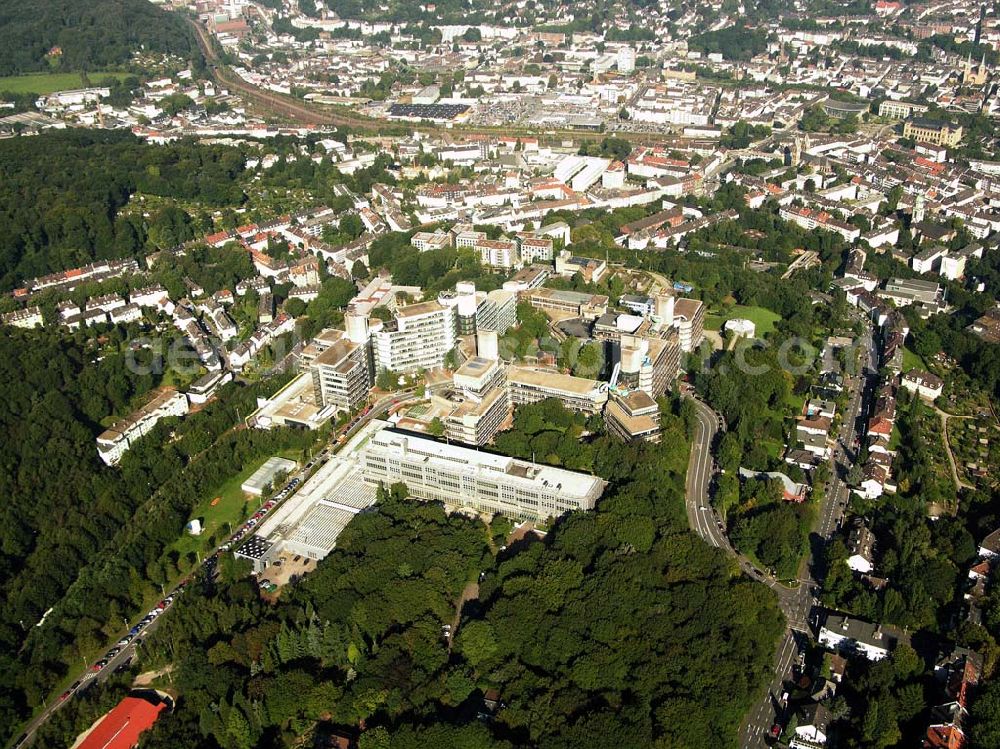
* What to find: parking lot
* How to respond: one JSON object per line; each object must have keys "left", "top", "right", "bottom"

{"left": 258, "top": 551, "right": 316, "bottom": 589}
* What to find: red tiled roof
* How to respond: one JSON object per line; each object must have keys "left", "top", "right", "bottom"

{"left": 924, "top": 724, "right": 966, "bottom": 749}
{"left": 78, "top": 696, "right": 167, "bottom": 749}
{"left": 867, "top": 416, "right": 893, "bottom": 435}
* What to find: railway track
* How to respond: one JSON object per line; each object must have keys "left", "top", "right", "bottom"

{"left": 188, "top": 18, "right": 695, "bottom": 146}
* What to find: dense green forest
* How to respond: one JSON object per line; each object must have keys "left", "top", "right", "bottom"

{"left": 0, "top": 326, "right": 319, "bottom": 743}
{"left": 33, "top": 399, "right": 784, "bottom": 748}
{"left": 0, "top": 0, "right": 194, "bottom": 75}
{"left": 0, "top": 130, "right": 246, "bottom": 291}
{"left": 688, "top": 26, "right": 770, "bottom": 61}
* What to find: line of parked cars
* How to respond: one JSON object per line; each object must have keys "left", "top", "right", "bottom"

{"left": 88, "top": 595, "right": 177, "bottom": 676}
{"left": 56, "top": 473, "right": 308, "bottom": 718}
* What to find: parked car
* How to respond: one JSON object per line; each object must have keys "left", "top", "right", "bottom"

{"left": 114, "top": 657, "right": 133, "bottom": 673}
{"left": 769, "top": 724, "right": 781, "bottom": 739}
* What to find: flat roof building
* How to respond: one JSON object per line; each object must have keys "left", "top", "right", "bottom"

{"left": 372, "top": 300, "right": 457, "bottom": 373}
{"left": 523, "top": 287, "right": 609, "bottom": 319}
{"left": 507, "top": 365, "right": 609, "bottom": 414}
{"left": 672, "top": 298, "right": 705, "bottom": 353}
{"left": 439, "top": 384, "right": 511, "bottom": 446}
{"left": 310, "top": 338, "right": 372, "bottom": 414}
{"left": 241, "top": 457, "right": 298, "bottom": 496}
{"left": 882, "top": 277, "right": 940, "bottom": 306}
{"left": 235, "top": 421, "right": 384, "bottom": 571}
{"left": 476, "top": 289, "right": 517, "bottom": 335}
{"left": 250, "top": 372, "right": 335, "bottom": 430}
{"left": 360, "top": 426, "right": 606, "bottom": 521}
{"left": 605, "top": 390, "right": 662, "bottom": 443}
{"left": 618, "top": 333, "right": 681, "bottom": 396}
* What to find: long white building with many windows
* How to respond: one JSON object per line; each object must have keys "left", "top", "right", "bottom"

{"left": 360, "top": 426, "right": 606, "bottom": 520}
{"left": 97, "top": 389, "right": 189, "bottom": 465}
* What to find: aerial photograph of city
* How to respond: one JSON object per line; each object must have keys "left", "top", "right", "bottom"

{"left": 3, "top": 0, "right": 1000, "bottom": 747}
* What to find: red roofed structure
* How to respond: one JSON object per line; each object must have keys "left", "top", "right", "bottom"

{"left": 77, "top": 695, "right": 168, "bottom": 749}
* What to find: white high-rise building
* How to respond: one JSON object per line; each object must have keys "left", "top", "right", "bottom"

{"left": 371, "top": 300, "right": 457, "bottom": 373}
{"left": 617, "top": 47, "right": 636, "bottom": 74}
{"left": 310, "top": 338, "right": 372, "bottom": 414}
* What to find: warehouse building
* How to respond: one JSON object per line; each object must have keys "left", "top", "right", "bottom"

{"left": 241, "top": 457, "right": 298, "bottom": 496}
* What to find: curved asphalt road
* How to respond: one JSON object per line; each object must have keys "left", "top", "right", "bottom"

{"left": 682, "top": 309, "right": 878, "bottom": 749}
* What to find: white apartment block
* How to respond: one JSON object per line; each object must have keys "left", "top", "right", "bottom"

{"left": 411, "top": 230, "right": 452, "bottom": 252}
{"left": 372, "top": 300, "right": 457, "bottom": 373}
{"left": 96, "top": 389, "right": 189, "bottom": 465}
{"left": 477, "top": 238, "right": 520, "bottom": 270}
{"left": 518, "top": 237, "right": 555, "bottom": 264}
{"left": 310, "top": 338, "right": 372, "bottom": 413}
{"left": 476, "top": 289, "right": 517, "bottom": 335}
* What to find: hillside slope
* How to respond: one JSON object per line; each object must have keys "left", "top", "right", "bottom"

{"left": 0, "top": 0, "right": 194, "bottom": 75}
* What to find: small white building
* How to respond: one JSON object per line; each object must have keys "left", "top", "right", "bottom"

{"left": 723, "top": 317, "right": 756, "bottom": 338}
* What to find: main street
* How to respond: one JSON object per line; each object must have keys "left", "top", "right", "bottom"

{"left": 682, "top": 312, "right": 879, "bottom": 749}
{"left": 684, "top": 393, "right": 812, "bottom": 627}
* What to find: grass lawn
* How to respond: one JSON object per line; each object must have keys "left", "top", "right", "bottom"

{"left": 168, "top": 450, "right": 302, "bottom": 562}
{"left": 888, "top": 425, "right": 903, "bottom": 451}
{"left": 0, "top": 71, "right": 129, "bottom": 95}
{"left": 761, "top": 438, "right": 785, "bottom": 459}
{"left": 901, "top": 347, "right": 926, "bottom": 372}
{"left": 786, "top": 391, "right": 807, "bottom": 414}
{"left": 704, "top": 305, "right": 782, "bottom": 336}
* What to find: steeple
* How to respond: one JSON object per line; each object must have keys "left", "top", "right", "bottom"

{"left": 913, "top": 193, "right": 926, "bottom": 225}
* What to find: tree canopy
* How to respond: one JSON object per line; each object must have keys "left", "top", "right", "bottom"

{"left": 0, "top": 0, "right": 195, "bottom": 75}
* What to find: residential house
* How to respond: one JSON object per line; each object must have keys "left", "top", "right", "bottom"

{"left": 846, "top": 517, "right": 876, "bottom": 574}
{"left": 818, "top": 612, "right": 906, "bottom": 661}
{"left": 901, "top": 369, "right": 944, "bottom": 401}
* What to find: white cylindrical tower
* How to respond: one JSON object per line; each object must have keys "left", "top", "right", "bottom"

{"left": 345, "top": 307, "right": 370, "bottom": 344}
{"left": 477, "top": 330, "right": 499, "bottom": 360}
{"left": 620, "top": 343, "right": 642, "bottom": 374}
{"left": 457, "top": 293, "right": 478, "bottom": 318}
{"left": 653, "top": 292, "right": 675, "bottom": 327}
